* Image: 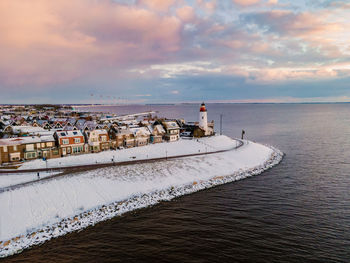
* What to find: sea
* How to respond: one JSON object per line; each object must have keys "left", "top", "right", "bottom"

{"left": 3, "top": 103, "right": 350, "bottom": 262}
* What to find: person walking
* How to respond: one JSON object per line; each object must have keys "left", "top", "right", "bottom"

{"left": 241, "top": 130, "right": 245, "bottom": 140}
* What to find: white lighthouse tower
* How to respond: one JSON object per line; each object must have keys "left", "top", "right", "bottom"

{"left": 199, "top": 102, "right": 208, "bottom": 135}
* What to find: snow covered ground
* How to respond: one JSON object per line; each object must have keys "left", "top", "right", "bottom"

{"left": 0, "top": 171, "right": 59, "bottom": 189}
{"left": 17, "top": 135, "right": 239, "bottom": 170}
{"left": 0, "top": 136, "right": 283, "bottom": 258}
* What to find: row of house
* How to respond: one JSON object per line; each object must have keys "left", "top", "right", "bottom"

{"left": 0, "top": 104, "right": 105, "bottom": 138}
{"left": 0, "top": 121, "right": 178, "bottom": 165}
{"left": 0, "top": 103, "right": 215, "bottom": 166}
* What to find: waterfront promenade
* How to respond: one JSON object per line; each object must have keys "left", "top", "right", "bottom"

{"left": 0, "top": 138, "right": 244, "bottom": 193}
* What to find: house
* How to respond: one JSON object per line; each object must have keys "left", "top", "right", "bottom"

{"left": 130, "top": 127, "right": 151, "bottom": 147}
{"left": 51, "top": 118, "right": 68, "bottom": 129}
{"left": 161, "top": 121, "right": 180, "bottom": 141}
{"left": 0, "top": 135, "right": 60, "bottom": 165}
{"left": 100, "top": 123, "right": 112, "bottom": 131}
{"left": 123, "top": 132, "right": 135, "bottom": 147}
{"left": 148, "top": 124, "right": 165, "bottom": 143}
{"left": 67, "top": 118, "right": 77, "bottom": 127}
{"left": 53, "top": 122, "right": 64, "bottom": 130}
{"left": 63, "top": 124, "right": 78, "bottom": 131}
{"left": 110, "top": 127, "right": 135, "bottom": 148}
{"left": 34, "top": 120, "right": 52, "bottom": 130}
{"left": 20, "top": 136, "right": 59, "bottom": 160}
{"left": 54, "top": 130, "right": 86, "bottom": 156}
{"left": 85, "top": 129, "right": 111, "bottom": 152}
{"left": 83, "top": 121, "right": 99, "bottom": 131}
{"left": 193, "top": 122, "right": 215, "bottom": 137}
{"left": 13, "top": 116, "right": 26, "bottom": 126}
{"left": 75, "top": 119, "right": 86, "bottom": 130}
{"left": 0, "top": 138, "right": 23, "bottom": 164}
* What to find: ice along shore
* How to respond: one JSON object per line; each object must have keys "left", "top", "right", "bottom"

{"left": 0, "top": 135, "right": 283, "bottom": 258}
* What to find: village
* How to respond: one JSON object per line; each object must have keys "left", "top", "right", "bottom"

{"left": 0, "top": 103, "right": 214, "bottom": 167}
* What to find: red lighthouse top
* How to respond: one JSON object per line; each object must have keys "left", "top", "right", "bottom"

{"left": 200, "top": 102, "right": 207, "bottom": 112}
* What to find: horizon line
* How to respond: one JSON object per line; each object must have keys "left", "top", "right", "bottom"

{"left": 1, "top": 101, "right": 350, "bottom": 106}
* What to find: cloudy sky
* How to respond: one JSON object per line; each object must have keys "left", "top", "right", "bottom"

{"left": 0, "top": 0, "right": 349, "bottom": 104}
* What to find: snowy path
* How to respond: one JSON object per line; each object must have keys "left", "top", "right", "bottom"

{"left": 0, "top": 136, "right": 243, "bottom": 192}
{"left": 0, "top": 136, "right": 283, "bottom": 258}
{"left": 15, "top": 136, "right": 240, "bottom": 171}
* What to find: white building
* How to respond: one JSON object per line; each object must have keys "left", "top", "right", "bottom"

{"left": 161, "top": 121, "right": 180, "bottom": 141}
{"left": 85, "top": 129, "right": 111, "bottom": 152}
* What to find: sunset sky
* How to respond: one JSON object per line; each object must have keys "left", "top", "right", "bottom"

{"left": 0, "top": 0, "right": 349, "bottom": 104}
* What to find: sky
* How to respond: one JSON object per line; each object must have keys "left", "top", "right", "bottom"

{"left": 0, "top": 0, "right": 350, "bottom": 104}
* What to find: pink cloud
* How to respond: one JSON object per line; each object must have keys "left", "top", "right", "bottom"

{"left": 232, "top": 0, "right": 260, "bottom": 7}
{"left": 248, "top": 10, "right": 343, "bottom": 41}
{"left": 246, "top": 68, "right": 339, "bottom": 83}
{"left": 242, "top": 9, "right": 347, "bottom": 60}
{"left": 137, "top": 0, "right": 177, "bottom": 12}
{"left": 0, "top": 0, "right": 349, "bottom": 93}
{"left": 0, "top": 0, "right": 182, "bottom": 86}
{"left": 176, "top": 6, "right": 195, "bottom": 22}
{"left": 196, "top": 0, "right": 217, "bottom": 14}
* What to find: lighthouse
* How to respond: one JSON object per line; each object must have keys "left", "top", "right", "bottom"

{"left": 199, "top": 102, "right": 208, "bottom": 135}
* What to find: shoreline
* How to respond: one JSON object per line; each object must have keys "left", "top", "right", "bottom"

{"left": 0, "top": 138, "right": 284, "bottom": 258}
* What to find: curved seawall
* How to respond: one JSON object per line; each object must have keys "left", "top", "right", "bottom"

{"left": 0, "top": 136, "right": 283, "bottom": 258}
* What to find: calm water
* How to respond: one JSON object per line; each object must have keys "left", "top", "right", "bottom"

{"left": 4, "top": 104, "right": 350, "bottom": 262}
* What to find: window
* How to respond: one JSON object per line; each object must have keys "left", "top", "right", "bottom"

{"left": 101, "top": 136, "right": 107, "bottom": 142}
{"left": 73, "top": 131, "right": 78, "bottom": 135}
{"left": 73, "top": 146, "right": 83, "bottom": 153}
{"left": 41, "top": 143, "right": 45, "bottom": 148}
{"left": 3, "top": 146, "right": 7, "bottom": 152}
{"left": 25, "top": 152, "right": 37, "bottom": 159}
{"left": 62, "top": 139, "right": 69, "bottom": 145}
{"left": 10, "top": 152, "right": 20, "bottom": 161}
{"left": 47, "top": 142, "right": 53, "bottom": 147}
{"left": 74, "top": 138, "right": 81, "bottom": 143}
{"left": 60, "top": 132, "right": 66, "bottom": 136}
{"left": 37, "top": 143, "right": 41, "bottom": 148}
{"left": 13, "top": 145, "right": 17, "bottom": 151}
{"left": 26, "top": 144, "right": 34, "bottom": 151}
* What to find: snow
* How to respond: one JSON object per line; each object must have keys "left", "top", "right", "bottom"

{"left": 0, "top": 136, "right": 283, "bottom": 258}
{"left": 0, "top": 135, "right": 55, "bottom": 146}
{"left": 0, "top": 171, "right": 59, "bottom": 189}
{"left": 11, "top": 126, "right": 45, "bottom": 134}
{"left": 56, "top": 130, "right": 84, "bottom": 139}
{"left": 17, "top": 135, "right": 239, "bottom": 170}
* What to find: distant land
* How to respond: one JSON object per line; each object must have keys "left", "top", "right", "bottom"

{"left": 1, "top": 102, "right": 350, "bottom": 107}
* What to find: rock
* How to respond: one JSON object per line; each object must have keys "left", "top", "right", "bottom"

{"left": 3, "top": 240, "right": 11, "bottom": 247}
